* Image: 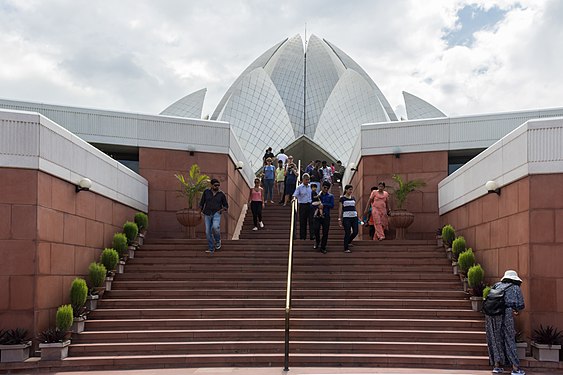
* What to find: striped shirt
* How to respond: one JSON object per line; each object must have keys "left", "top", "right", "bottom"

{"left": 340, "top": 196, "right": 357, "bottom": 218}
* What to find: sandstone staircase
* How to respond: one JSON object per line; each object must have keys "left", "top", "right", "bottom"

{"left": 62, "top": 193, "right": 489, "bottom": 370}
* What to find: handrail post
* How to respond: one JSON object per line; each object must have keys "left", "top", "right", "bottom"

{"left": 283, "top": 160, "right": 301, "bottom": 371}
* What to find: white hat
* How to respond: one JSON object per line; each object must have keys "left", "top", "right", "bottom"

{"left": 501, "top": 270, "right": 522, "bottom": 282}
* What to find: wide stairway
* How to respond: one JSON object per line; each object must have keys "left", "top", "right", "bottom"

{"left": 65, "top": 193, "right": 489, "bottom": 370}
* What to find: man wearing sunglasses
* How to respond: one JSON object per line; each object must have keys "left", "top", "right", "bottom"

{"left": 199, "top": 178, "right": 229, "bottom": 254}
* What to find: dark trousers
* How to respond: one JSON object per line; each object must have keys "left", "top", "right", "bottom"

{"left": 298, "top": 203, "right": 311, "bottom": 240}
{"left": 342, "top": 217, "right": 358, "bottom": 250}
{"left": 250, "top": 201, "right": 262, "bottom": 227}
{"left": 368, "top": 225, "right": 375, "bottom": 239}
{"left": 314, "top": 215, "right": 331, "bottom": 250}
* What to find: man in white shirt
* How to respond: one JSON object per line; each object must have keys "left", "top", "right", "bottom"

{"left": 277, "top": 149, "right": 288, "bottom": 165}
{"left": 293, "top": 173, "right": 313, "bottom": 240}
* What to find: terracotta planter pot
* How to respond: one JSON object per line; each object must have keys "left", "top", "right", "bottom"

{"left": 388, "top": 210, "right": 414, "bottom": 240}
{"left": 176, "top": 208, "right": 202, "bottom": 238}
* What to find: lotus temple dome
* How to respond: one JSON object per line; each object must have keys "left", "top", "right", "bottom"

{"left": 208, "top": 34, "right": 399, "bottom": 168}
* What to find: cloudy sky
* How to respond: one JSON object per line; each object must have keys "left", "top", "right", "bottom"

{"left": 0, "top": 0, "right": 561, "bottom": 120}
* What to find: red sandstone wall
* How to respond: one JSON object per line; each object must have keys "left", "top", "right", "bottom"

{"left": 441, "top": 174, "right": 563, "bottom": 336}
{"left": 139, "top": 148, "right": 249, "bottom": 240}
{"left": 0, "top": 168, "right": 137, "bottom": 338}
{"left": 354, "top": 151, "right": 448, "bottom": 240}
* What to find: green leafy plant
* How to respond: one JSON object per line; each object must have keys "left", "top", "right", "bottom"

{"left": 532, "top": 325, "right": 563, "bottom": 345}
{"left": 458, "top": 248, "right": 476, "bottom": 275}
{"left": 56, "top": 304, "right": 73, "bottom": 332}
{"left": 123, "top": 221, "right": 138, "bottom": 245}
{"left": 391, "top": 174, "right": 426, "bottom": 210}
{"left": 112, "top": 233, "right": 128, "bottom": 258}
{"left": 100, "top": 248, "right": 119, "bottom": 272}
{"left": 483, "top": 285, "right": 492, "bottom": 299}
{"left": 467, "top": 264, "right": 485, "bottom": 296}
{"left": 88, "top": 262, "right": 107, "bottom": 289}
{"left": 37, "top": 328, "right": 67, "bottom": 344}
{"left": 0, "top": 328, "right": 30, "bottom": 345}
{"left": 175, "top": 164, "right": 210, "bottom": 209}
{"left": 451, "top": 236, "right": 466, "bottom": 260}
{"left": 441, "top": 224, "right": 456, "bottom": 247}
{"left": 134, "top": 212, "right": 149, "bottom": 232}
{"left": 70, "top": 278, "right": 88, "bottom": 318}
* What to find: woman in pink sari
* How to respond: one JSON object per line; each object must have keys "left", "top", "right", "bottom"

{"left": 367, "top": 182, "right": 390, "bottom": 240}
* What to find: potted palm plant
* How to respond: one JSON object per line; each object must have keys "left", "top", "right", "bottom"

{"left": 175, "top": 164, "right": 209, "bottom": 237}
{"left": 0, "top": 329, "right": 32, "bottom": 362}
{"left": 531, "top": 325, "right": 562, "bottom": 362}
{"left": 38, "top": 304, "right": 73, "bottom": 360}
{"left": 388, "top": 174, "right": 426, "bottom": 240}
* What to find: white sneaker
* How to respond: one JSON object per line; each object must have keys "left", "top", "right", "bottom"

{"left": 252, "top": 227, "right": 258, "bottom": 231}
{"left": 259, "top": 221, "right": 264, "bottom": 228}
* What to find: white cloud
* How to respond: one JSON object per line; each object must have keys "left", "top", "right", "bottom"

{"left": 0, "top": 0, "right": 561, "bottom": 120}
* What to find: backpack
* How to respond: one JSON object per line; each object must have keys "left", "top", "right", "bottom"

{"left": 482, "top": 284, "right": 513, "bottom": 316}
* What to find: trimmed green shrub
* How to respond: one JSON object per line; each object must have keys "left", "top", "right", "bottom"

{"left": 123, "top": 221, "right": 139, "bottom": 245}
{"left": 468, "top": 264, "right": 486, "bottom": 296}
{"left": 441, "top": 224, "right": 456, "bottom": 247}
{"left": 100, "top": 248, "right": 119, "bottom": 272}
{"left": 56, "top": 304, "right": 73, "bottom": 332}
{"left": 483, "top": 285, "right": 492, "bottom": 299}
{"left": 113, "top": 233, "right": 128, "bottom": 257}
{"left": 88, "top": 262, "right": 107, "bottom": 288}
{"left": 451, "top": 236, "right": 466, "bottom": 260}
{"left": 70, "top": 278, "right": 88, "bottom": 317}
{"left": 134, "top": 212, "right": 149, "bottom": 232}
{"left": 468, "top": 264, "right": 484, "bottom": 288}
{"left": 458, "top": 248, "right": 476, "bottom": 275}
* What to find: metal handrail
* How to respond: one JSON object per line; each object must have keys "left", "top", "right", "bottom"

{"left": 283, "top": 160, "right": 301, "bottom": 371}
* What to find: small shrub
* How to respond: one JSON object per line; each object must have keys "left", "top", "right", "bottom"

{"left": 70, "top": 278, "right": 88, "bottom": 317}
{"left": 458, "top": 248, "right": 476, "bottom": 275}
{"left": 56, "top": 304, "right": 73, "bottom": 332}
{"left": 441, "top": 224, "right": 456, "bottom": 247}
{"left": 451, "top": 236, "right": 466, "bottom": 260}
{"left": 123, "top": 221, "right": 139, "bottom": 245}
{"left": 100, "top": 248, "right": 119, "bottom": 272}
{"left": 112, "top": 233, "right": 128, "bottom": 257}
{"left": 0, "top": 328, "right": 29, "bottom": 344}
{"left": 37, "top": 328, "right": 67, "bottom": 343}
{"left": 88, "top": 262, "right": 107, "bottom": 288}
{"left": 468, "top": 264, "right": 485, "bottom": 296}
{"left": 483, "top": 285, "right": 492, "bottom": 299}
{"left": 532, "top": 325, "right": 563, "bottom": 345}
{"left": 134, "top": 212, "right": 149, "bottom": 232}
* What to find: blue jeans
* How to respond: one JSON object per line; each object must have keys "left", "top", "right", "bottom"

{"left": 204, "top": 212, "right": 222, "bottom": 251}
{"left": 263, "top": 179, "right": 274, "bottom": 201}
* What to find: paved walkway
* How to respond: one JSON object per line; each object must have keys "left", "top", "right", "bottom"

{"left": 34, "top": 367, "right": 560, "bottom": 375}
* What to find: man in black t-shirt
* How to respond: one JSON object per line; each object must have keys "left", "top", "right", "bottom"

{"left": 199, "top": 178, "right": 229, "bottom": 254}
